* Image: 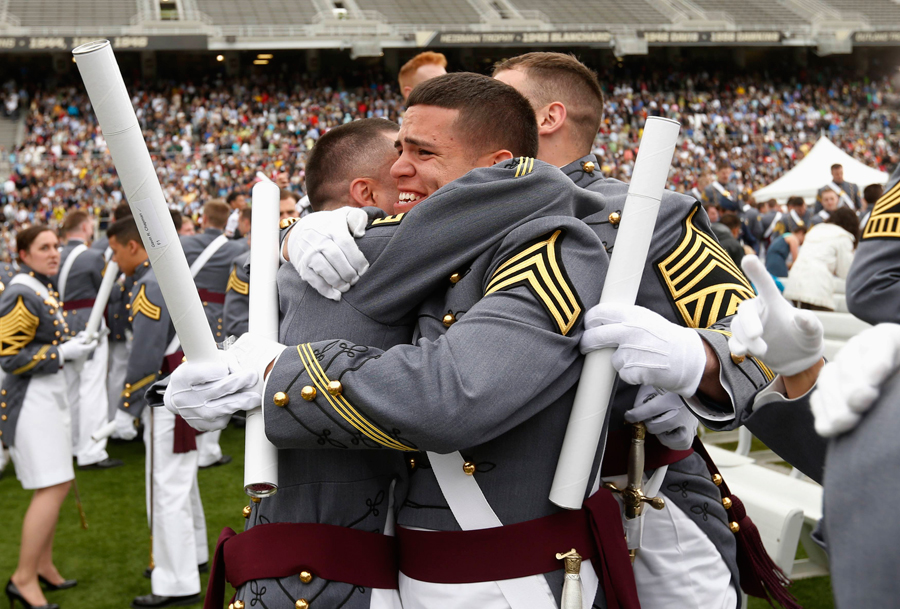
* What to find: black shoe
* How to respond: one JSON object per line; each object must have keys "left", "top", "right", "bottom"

{"left": 199, "top": 455, "right": 232, "bottom": 469}
{"left": 78, "top": 458, "right": 124, "bottom": 470}
{"left": 144, "top": 564, "right": 209, "bottom": 579}
{"left": 37, "top": 575, "right": 77, "bottom": 591}
{"left": 5, "top": 580, "right": 60, "bottom": 609}
{"left": 131, "top": 593, "right": 201, "bottom": 608}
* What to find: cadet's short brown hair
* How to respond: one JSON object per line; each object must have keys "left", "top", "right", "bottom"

{"left": 407, "top": 73, "right": 538, "bottom": 159}
{"left": 827, "top": 206, "right": 860, "bottom": 246}
{"left": 106, "top": 216, "right": 142, "bottom": 249}
{"left": 16, "top": 225, "right": 54, "bottom": 259}
{"left": 787, "top": 196, "right": 806, "bottom": 209}
{"left": 864, "top": 183, "right": 883, "bottom": 205}
{"left": 203, "top": 200, "right": 231, "bottom": 229}
{"left": 62, "top": 210, "right": 90, "bottom": 235}
{"left": 398, "top": 51, "right": 447, "bottom": 91}
{"left": 306, "top": 118, "right": 400, "bottom": 212}
{"left": 493, "top": 53, "right": 603, "bottom": 153}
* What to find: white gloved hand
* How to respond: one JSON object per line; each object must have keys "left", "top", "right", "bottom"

{"left": 114, "top": 409, "right": 138, "bottom": 441}
{"left": 729, "top": 255, "right": 824, "bottom": 376}
{"left": 58, "top": 331, "right": 99, "bottom": 362}
{"left": 625, "top": 385, "right": 698, "bottom": 450}
{"left": 287, "top": 208, "right": 370, "bottom": 301}
{"left": 580, "top": 303, "right": 706, "bottom": 397}
{"left": 223, "top": 333, "right": 288, "bottom": 393}
{"left": 164, "top": 358, "right": 261, "bottom": 432}
{"left": 811, "top": 324, "right": 900, "bottom": 437}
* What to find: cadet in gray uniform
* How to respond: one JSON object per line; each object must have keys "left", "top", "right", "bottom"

{"left": 107, "top": 217, "right": 207, "bottom": 609}
{"left": 223, "top": 251, "right": 249, "bottom": 338}
{"left": 180, "top": 200, "right": 248, "bottom": 468}
{"left": 57, "top": 210, "right": 121, "bottom": 469}
{"left": 703, "top": 163, "right": 741, "bottom": 212}
{"left": 815, "top": 163, "right": 861, "bottom": 212}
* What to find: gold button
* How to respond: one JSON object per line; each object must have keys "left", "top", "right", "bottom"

{"left": 327, "top": 380, "right": 342, "bottom": 396}
{"left": 463, "top": 461, "right": 476, "bottom": 475}
{"left": 729, "top": 521, "right": 740, "bottom": 534}
{"left": 712, "top": 473, "right": 723, "bottom": 486}
{"left": 124, "top": 392, "right": 131, "bottom": 398}
{"left": 442, "top": 313, "right": 456, "bottom": 327}
{"left": 300, "top": 386, "right": 317, "bottom": 401}
{"left": 41, "top": 354, "right": 46, "bottom": 360}
{"left": 408, "top": 457, "right": 416, "bottom": 469}
{"left": 730, "top": 353, "right": 745, "bottom": 365}
{"left": 299, "top": 571, "right": 313, "bottom": 584}
{"left": 273, "top": 392, "right": 290, "bottom": 407}
{"left": 125, "top": 303, "right": 131, "bottom": 309}
{"left": 126, "top": 383, "right": 132, "bottom": 389}
{"left": 218, "top": 318, "right": 223, "bottom": 323}
{"left": 123, "top": 402, "right": 130, "bottom": 408}
{"left": 280, "top": 217, "right": 299, "bottom": 229}
{"left": 229, "top": 604, "right": 235, "bottom": 609}
{"left": 1, "top": 390, "right": 6, "bottom": 395}
{"left": 1, "top": 415, "right": 6, "bottom": 421}
{"left": 55, "top": 331, "right": 60, "bottom": 336}
{"left": 53, "top": 320, "right": 59, "bottom": 326}
{"left": 242, "top": 505, "right": 252, "bottom": 518}
{"left": 52, "top": 340, "right": 58, "bottom": 345}
{"left": 1, "top": 402, "right": 6, "bottom": 408}
{"left": 114, "top": 314, "right": 119, "bottom": 319}
{"left": 50, "top": 353, "right": 57, "bottom": 359}
{"left": 608, "top": 212, "right": 621, "bottom": 226}
{"left": 582, "top": 160, "right": 595, "bottom": 174}
{"left": 203, "top": 301, "right": 209, "bottom": 306}
{"left": 251, "top": 497, "right": 261, "bottom": 503}
{"left": 722, "top": 497, "right": 733, "bottom": 510}
{"left": 234, "top": 602, "right": 245, "bottom": 609}
{"left": 128, "top": 317, "right": 133, "bottom": 323}
{"left": 449, "top": 272, "right": 462, "bottom": 284}
{"left": 295, "top": 600, "right": 308, "bottom": 609}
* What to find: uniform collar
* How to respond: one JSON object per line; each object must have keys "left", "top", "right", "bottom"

{"left": 67, "top": 238, "right": 85, "bottom": 246}
{"left": 18, "top": 263, "right": 56, "bottom": 289}
{"left": 132, "top": 259, "right": 151, "bottom": 281}
{"left": 561, "top": 154, "right": 603, "bottom": 188}
{"left": 204, "top": 228, "right": 223, "bottom": 238}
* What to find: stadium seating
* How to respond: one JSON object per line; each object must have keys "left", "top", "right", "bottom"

{"left": 194, "top": 0, "right": 318, "bottom": 26}
{"left": 821, "top": 0, "right": 900, "bottom": 25}
{"left": 354, "top": 0, "right": 481, "bottom": 25}
{"left": 6, "top": 0, "right": 138, "bottom": 27}
{"left": 508, "top": 0, "right": 673, "bottom": 25}
{"left": 687, "top": 0, "right": 808, "bottom": 26}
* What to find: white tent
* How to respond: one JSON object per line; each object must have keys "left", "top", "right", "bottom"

{"left": 753, "top": 137, "right": 889, "bottom": 204}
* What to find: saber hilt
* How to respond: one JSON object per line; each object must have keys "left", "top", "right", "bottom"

{"left": 604, "top": 422, "right": 665, "bottom": 520}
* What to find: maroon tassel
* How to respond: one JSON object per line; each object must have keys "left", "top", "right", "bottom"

{"left": 692, "top": 440, "right": 802, "bottom": 609}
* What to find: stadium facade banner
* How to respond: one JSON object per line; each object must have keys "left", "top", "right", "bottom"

{"left": 0, "top": 35, "right": 207, "bottom": 53}
{"left": 638, "top": 31, "right": 783, "bottom": 45}
{"left": 426, "top": 31, "right": 613, "bottom": 47}
{"left": 852, "top": 32, "right": 900, "bottom": 45}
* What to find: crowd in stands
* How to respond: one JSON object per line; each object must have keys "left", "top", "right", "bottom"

{"left": 0, "top": 68, "right": 898, "bottom": 263}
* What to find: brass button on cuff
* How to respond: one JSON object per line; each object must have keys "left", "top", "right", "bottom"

{"left": 462, "top": 461, "right": 476, "bottom": 475}
{"left": 273, "top": 392, "right": 290, "bottom": 407}
{"left": 442, "top": 313, "right": 456, "bottom": 327}
{"left": 327, "top": 380, "right": 343, "bottom": 396}
{"left": 301, "top": 386, "right": 317, "bottom": 401}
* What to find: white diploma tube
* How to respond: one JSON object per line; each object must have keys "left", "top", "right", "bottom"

{"left": 549, "top": 117, "right": 681, "bottom": 510}
{"left": 91, "top": 420, "right": 117, "bottom": 443}
{"left": 73, "top": 40, "right": 218, "bottom": 364}
{"left": 84, "top": 260, "right": 119, "bottom": 341}
{"left": 244, "top": 181, "right": 281, "bottom": 497}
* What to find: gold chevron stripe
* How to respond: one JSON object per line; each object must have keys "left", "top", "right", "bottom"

{"left": 132, "top": 284, "right": 161, "bottom": 321}
{"left": 371, "top": 213, "right": 405, "bottom": 226}
{"left": 226, "top": 265, "right": 249, "bottom": 295}
{"left": 13, "top": 345, "right": 50, "bottom": 375}
{"left": 0, "top": 296, "right": 40, "bottom": 356}
{"left": 297, "top": 343, "right": 415, "bottom": 451}
{"left": 485, "top": 230, "right": 581, "bottom": 335}
{"left": 514, "top": 156, "right": 535, "bottom": 178}
{"left": 871, "top": 180, "right": 900, "bottom": 217}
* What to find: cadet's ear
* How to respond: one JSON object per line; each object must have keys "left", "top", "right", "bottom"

{"left": 479, "top": 149, "right": 515, "bottom": 168}
{"left": 536, "top": 101, "right": 567, "bottom": 136}
{"left": 348, "top": 178, "right": 375, "bottom": 207}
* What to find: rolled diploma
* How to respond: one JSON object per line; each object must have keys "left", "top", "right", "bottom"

{"left": 73, "top": 40, "right": 218, "bottom": 364}
{"left": 84, "top": 260, "right": 119, "bottom": 341}
{"left": 91, "top": 420, "right": 117, "bottom": 443}
{"left": 244, "top": 181, "right": 280, "bottom": 496}
{"left": 549, "top": 117, "right": 681, "bottom": 510}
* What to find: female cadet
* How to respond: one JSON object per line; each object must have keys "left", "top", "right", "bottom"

{"left": 1, "top": 226, "right": 97, "bottom": 609}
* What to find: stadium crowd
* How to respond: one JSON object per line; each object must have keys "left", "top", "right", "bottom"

{"left": 0, "top": 68, "right": 897, "bottom": 262}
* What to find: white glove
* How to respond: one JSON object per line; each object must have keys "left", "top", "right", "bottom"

{"left": 164, "top": 359, "right": 260, "bottom": 432}
{"left": 625, "top": 385, "right": 698, "bottom": 450}
{"left": 287, "top": 208, "right": 370, "bottom": 301}
{"left": 811, "top": 324, "right": 900, "bottom": 437}
{"left": 58, "top": 331, "right": 98, "bottom": 362}
{"left": 222, "top": 333, "right": 288, "bottom": 393}
{"left": 114, "top": 409, "right": 138, "bottom": 441}
{"left": 581, "top": 303, "right": 706, "bottom": 397}
{"left": 729, "top": 256, "right": 824, "bottom": 376}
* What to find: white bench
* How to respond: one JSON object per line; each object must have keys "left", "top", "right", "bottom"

{"left": 703, "top": 444, "right": 828, "bottom": 579}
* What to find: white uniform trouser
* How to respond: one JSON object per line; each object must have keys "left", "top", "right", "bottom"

{"left": 196, "top": 429, "right": 222, "bottom": 467}
{"left": 107, "top": 339, "right": 131, "bottom": 422}
{"left": 67, "top": 336, "right": 110, "bottom": 466}
{"left": 142, "top": 407, "right": 207, "bottom": 597}
{"left": 399, "top": 492, "right": 735, "bottom": 609}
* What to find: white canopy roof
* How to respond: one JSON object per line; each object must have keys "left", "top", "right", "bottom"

{"left": 753, "top": 137, "right": 888, "bottom": 204}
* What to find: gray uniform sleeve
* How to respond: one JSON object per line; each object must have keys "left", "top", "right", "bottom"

{"left": 0, "top": 289, "right": 64, "bottom": 376}
{"left": 223, "top": 254, "right": 250, "bottom": 337}
{"left": 119, "top": 280, "right": 172, "bottom": 418}
{"left": 263, "top": 217, "right": 606, "bottom": 453}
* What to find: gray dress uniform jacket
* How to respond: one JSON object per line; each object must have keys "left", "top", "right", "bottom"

{"left": 262, "top": 158, "right": 610, "bottom": 606}
{"left": 0, "top": 266, "right": 71, "bottom": 445}
{"left": 222, "top": 251, "right": 250, "bottom": 338}
{"left": 180, "top": 229, "right": 249, "bottom": 342}
{"left": 828, "top": 163, "right": 900, "bottom": 607}
{"left": 703, "top": 181, "right": 741, "bottom": 211}
{"left": 56, "top": 239, "right": 105, "bottom": 335}
{"left": 117, "top": 261, "right": 176, "bottom": 418}
{"left": 236, "top": 208, "right": 413, "bottom": 609}
{"left": 816, "top": 181, "right": 861, "bottom": 211}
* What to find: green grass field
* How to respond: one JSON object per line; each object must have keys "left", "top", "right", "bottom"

{"left": 0, "top": 426, "right": 835, "bottom": 608}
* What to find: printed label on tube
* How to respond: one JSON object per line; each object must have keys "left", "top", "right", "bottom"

{"left": 131, "top": 197, "right": 169, "bottom": 249}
